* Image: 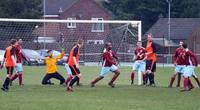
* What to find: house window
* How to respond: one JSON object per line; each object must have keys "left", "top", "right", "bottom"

{"left": 67, "top": 18, "right": 76, "bottom": 28}
{"left": 87, "top": 40, "right": 104, "bottom": 44}
{"left": 91, "top": 18, "right": 104, "bottom": 32}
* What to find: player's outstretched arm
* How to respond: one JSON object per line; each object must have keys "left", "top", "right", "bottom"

{"left": 133, "top": 55, "right": 136, "bottom": 61}
{"left": 22, "top": 51, "right": 30, "bottom": 63}
{"left": 0, "top": 58, "right": 4, "bottom": 69}
{"left": 1, "top": 51, "right": 7, "bottom": 68}
{"left": 1, "top": 55, "right": 6, "bottom": 69}
{"left": 56, "top": 48, "right": 65, "bottom": 60}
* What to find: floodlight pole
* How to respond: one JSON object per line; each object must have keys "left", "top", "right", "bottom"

{"left": 167, "top": 0, "right": 172, "bottom": 63}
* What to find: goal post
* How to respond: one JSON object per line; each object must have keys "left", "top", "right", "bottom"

{"left": 0, "top": 18, "right": 142, "bottom": 85}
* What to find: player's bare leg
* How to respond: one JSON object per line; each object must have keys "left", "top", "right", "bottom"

{"left": 108, "top": 70, "right": 120, "bottom": 88}
{"left": 90, "top": 76, "right": 104, "bottom": 87}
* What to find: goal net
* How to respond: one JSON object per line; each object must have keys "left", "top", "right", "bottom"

{"left": 0, "top": 18, "right": 142, "bottom": 84}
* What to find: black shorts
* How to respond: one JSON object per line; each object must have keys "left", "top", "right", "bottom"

{"left": 146, "top": 60, "right": 156, "bottom": 72}
{"left": 69, "top": 65, "right": 80, "bottom": 75}
{"left": 6, "top": 66, "right": 14, "bottom": 75}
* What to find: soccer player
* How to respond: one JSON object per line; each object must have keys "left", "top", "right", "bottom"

{"left": 11, "top": 39, "right": 29, "bottom": 86}
{"left": 64, "top": 60, "right": 81, "bottom": 86}
{"left": 64, "top": 44, "right": 82, "bottom": 86}
{"left": 90, "top": 42, "right": 120, "bottom": 88}
{"left": 41, "top": 49, "right": 65, "bottom": 85}
{"left": 130, "top": 41, "right": 147, "bottom": 85}
{"left": 1, "top": 39, "right": 17, "bottom": 92}
{"left": 186, "top": 46, "right": 200, "bottom": 88}
{"left": 145, "top": 33, "right": 157, "bottom": 86}
{"left": 168, "top": 41, "right": 185, "bottom": 87}
{"left": 66, "top": 39, "right": 84, "bottom": 92}
{"left": 181, "top": 43, "right": 198, "bottom": 91}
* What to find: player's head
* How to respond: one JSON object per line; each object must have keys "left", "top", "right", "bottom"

{"left": 17, "top": 38, "right": 23, "bottom": 44}
{"left": 10, "top": 39, "right": 17, "bottom": 47}
{"left": 105, "top": 42, "right": 112, "bottom": 51}
{"left": 179, "top": 41, "right": 183, "bottom": 47}
{"left": 47, "top": 50, "right": 53, "bottom": 57}
{"left": 147, "top": 33, "right": 153, "bottom": 42}
{"left": 77, "top": 39, "right": 84, "bottom": 48}
{"left": 137, "top": 41, "right": 142, "bottom": 47}
{"left": 182, "top": 43, "right": 188, "bottom": 49}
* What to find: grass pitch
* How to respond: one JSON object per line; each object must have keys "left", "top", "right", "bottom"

{"left": 0, "top": 66, "right": 200, "bottom": 110}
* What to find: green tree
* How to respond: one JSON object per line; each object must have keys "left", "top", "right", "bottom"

{"left": 0, "top": 0, "right": 42, "bottom": 42}
{"left": 103, "top": 0, "right": 200, "bottom": 33}
{"left": 0, "top": 0, "right": 42, "bottom": 18}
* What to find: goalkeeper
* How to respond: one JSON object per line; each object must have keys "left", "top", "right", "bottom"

{"left": 41, "top": 49, "right": 65, "bottom": 85}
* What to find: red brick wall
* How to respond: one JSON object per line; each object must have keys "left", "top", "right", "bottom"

{"left": 59, "top": 0, "right": 111, "bottom": 41}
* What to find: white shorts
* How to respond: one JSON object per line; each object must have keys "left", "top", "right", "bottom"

{"left": 183, "top": 66, "right": 195, "bottom": 77}
{"left": 100, "top": 65, "right": 118, "bottom": 77}
{"left": 175, "top": 65, "right": 185, "bottom": 74}
{"left": 64, "top": 63, "right": 72, "bottom": 75}
{"left": 15, "top": 63, "right": 23, "bottom": 73}
{"left": 132, "top": 60, "right": 146, "bottom": 73}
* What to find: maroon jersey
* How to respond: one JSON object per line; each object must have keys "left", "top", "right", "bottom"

{"left": 134, "top": 47, "right": 146, "bottom": 60}
{"left": 102, "top": 50, "right": 118, "bottom": 67}
{"left": 179, "top": 49, "right": 196, "bottom": 66}
{"left": 174, "top": 47, "right": 187, "bottom": 65}
{"left": 188, "top": 50, "right": 198, "bottom": 66}
{"left": 15, "top": 44, "right": 27, "bottom": 63}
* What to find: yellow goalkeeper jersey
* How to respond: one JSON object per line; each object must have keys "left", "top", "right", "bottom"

{"left": 45, "top": 51, "right": 64, "bottom": 74}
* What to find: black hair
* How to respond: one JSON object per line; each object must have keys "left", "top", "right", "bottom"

{"left": 47, "top": 50, "right": 52, "bottom": 53}
{"left": 182, "top": 43, "right": 188, "bottom": 49}
{"left": 10, "top": 39, "right": 17, "bottom": 45}
{"left": 105, "top": 42, "right": 111, "bottom": 48}
{"left": 17, "top": 38, "right": 22, "bottom": 41}
{"left": 77, "top": 39, "right": 84, "bottom": 45}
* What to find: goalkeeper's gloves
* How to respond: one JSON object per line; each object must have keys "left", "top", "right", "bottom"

{"left": 61, "top": 48, "right": 65, "bottom": 51}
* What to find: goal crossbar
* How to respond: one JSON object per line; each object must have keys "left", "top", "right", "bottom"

{"left": 0, "top": 18, "right": 141, "bottom": 24}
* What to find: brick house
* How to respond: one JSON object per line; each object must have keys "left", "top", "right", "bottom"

{"left": 34, "top": 0, "right": 112, "bottom": 51}
{"left": 145, "top": 18, "right": 200, "bottom": 62}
